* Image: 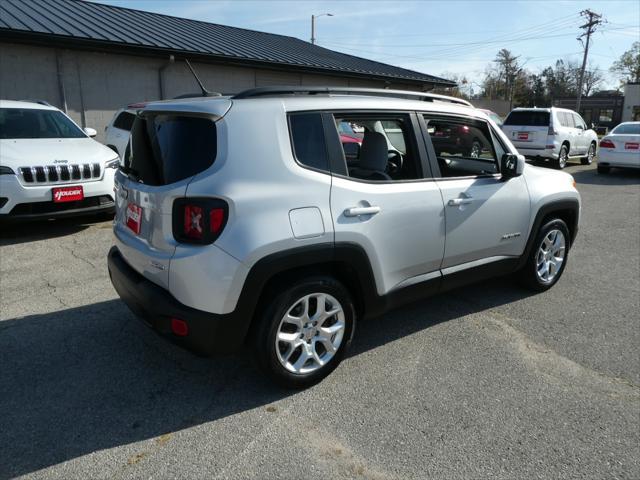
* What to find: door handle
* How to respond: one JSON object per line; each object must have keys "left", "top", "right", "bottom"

{"left": 344, "top": 206, "right": 381, "bottom": 217}
{"left": 448, "top": 198, "right": 473, "bottom": 206}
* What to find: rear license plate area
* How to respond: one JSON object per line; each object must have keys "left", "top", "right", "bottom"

{"left": 125, "top": 203, "right": 143, "bottom": 235}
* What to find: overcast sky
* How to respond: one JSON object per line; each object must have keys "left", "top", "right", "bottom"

{"left": 97, "top": 0, "right": 639, "bottom": 89}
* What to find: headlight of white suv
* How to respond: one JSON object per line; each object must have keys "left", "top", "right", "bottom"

{"left": 105, "top": 157, "right": 120, "bottom": 169}
{"left": 0, "top": 166, "right": 15, "bottom": 175}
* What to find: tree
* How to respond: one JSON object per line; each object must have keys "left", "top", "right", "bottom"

{"left": 494, "top": 49, "right": 522, "bottom": 107}
{"left": 580, "top": 65, "right": 604, "bottom": 96}
{"left": 610, "top": 41, "right": 640, "bottom": 83}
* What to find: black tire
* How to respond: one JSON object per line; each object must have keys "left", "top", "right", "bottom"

{"left": 251, "top": 276, "right": 356, "bottom": 388}
{"left": 581, "top": 143, "right": 596, "bottom": 165}
{"left": 554, "top": 144, "right": 569, "bottom": 169}
{"left": 597, "top": 164, "right": 610, "bottom": 174}
{"left": 518, "top": 218, "right": 571, "bottom": 292}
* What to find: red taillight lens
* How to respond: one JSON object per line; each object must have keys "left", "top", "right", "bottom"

{"left": 173, "top": 198, "right": 228, "bottom": 244}
{"left": 183, "top": 205, "right": 204, "bottom": 239}
{"left": 209, "top": 208, "right": 224, "bottom": 234}
{"left": 599, "top": 139, "right": 615, "bottom": 149}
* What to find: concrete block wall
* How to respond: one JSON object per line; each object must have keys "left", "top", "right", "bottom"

{"left": 1, "top": 41, "right": 422, "bottom": 143}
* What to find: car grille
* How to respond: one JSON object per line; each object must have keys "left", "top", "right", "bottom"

{"left": 19, "top": 164, "right": 101, "bottom": 184}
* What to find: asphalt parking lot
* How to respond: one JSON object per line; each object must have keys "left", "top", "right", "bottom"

{"left": 0, "top": 163, "right": 638, "bottom": 480}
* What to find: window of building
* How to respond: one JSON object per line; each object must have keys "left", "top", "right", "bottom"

{"left": 599, "top": 109, "right": 614, "bottom": 123}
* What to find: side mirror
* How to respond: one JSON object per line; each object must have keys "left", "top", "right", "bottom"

{"left": 84, "top": 127, "right": 97, "bottom": 137}
{"left": 501, "top": 153, "right": 524, "bottom": 179}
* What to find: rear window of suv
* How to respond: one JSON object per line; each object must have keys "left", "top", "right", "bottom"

{"left": 127, "top": 113, "right": 217, "bottom": 186}
{"left": 504, "top": 111, "right": 550, "bottom": 127}
{"left": 113, "top": 111, "right": 136, "bottom": 131}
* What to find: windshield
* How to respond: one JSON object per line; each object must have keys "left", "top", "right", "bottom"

{"left": 0, "top": 108, "right": 86, "bottom": 139}
{"left": 612, "top": 123, "right": 640, "bottom": 135}
{"left": 504, "top": 111, "right": 550, "bottom": 127}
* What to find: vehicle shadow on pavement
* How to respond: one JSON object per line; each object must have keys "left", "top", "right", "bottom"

{"left": 571, "top": 168, "right": 640, "bottom": 186}
{"left": 0, "top": 279, "right": 534, "bottom": 478}
{"left": 0, "top": 216, "right": 112, "bottom": 247}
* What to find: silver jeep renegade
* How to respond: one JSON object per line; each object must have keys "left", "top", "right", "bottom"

{"left": 108, "top": 87, "right": 581, "bottom": 388}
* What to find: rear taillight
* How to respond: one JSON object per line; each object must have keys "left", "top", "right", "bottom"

{"left": 599, "top": 139, "right": 615, "bottom": 149}
{"left": 548, "top": 126, "right": 557, "bottom": 136}
{"left": 173, "top": 198, "right": 228, "bottom": 244}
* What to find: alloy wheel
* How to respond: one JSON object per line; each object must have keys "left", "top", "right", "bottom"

{"left": 275, "top": 293, "right": 346, "bottom": 374}
{"left": 536, "top": 229, "right": 566, "bottom": 283}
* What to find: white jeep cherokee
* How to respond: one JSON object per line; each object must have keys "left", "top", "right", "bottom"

{"left": 502, "top": 107, "right": 598, "bottom": 169}
{"left": 108, "top": 87, "right": 581, "bottom": 387}
{"left": 0, "top": 100, "right": 119, "bottom": 220}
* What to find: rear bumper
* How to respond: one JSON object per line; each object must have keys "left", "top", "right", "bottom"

{"left": 598, "top": 151, "right": 640, "bottom": 169}
{"left": 107, "top": 246, "right": 247, "bottom": 355}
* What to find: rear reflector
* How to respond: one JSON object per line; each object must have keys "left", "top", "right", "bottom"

{"left": 171, "top": 318, "right": 189, "bottom": 336}
{"left": 599, "top": 139, "right": 615, "bottom": 149}
{"left": 546, "top": 145, "right": 555, "bottom": 149}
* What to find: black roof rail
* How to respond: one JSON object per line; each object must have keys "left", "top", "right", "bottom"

{"left": 232, "top": 86, "right": 473, "bottom": 107}
{"left": 19, "top": 99, "right": 53, "bottom": 107}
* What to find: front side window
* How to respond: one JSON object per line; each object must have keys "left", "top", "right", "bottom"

{"left": 332, "top": 113, "right": 421, "bottom": 182}
{"left": 572, "top": 113, "right": 586, "bottom": 129}
{"left": 424, "top": 116, "right": 499, "bottom": 178}
{"left": 0, "top": 108, "right": 86, "bottom": 139}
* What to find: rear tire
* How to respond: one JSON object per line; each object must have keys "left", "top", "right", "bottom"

{"left": 518, "top": 218, "right": 570, "bottom": 292}
{"left": 554, "top": 145, "right": 569, "bottom": 169}
{"left": 597, "top": 165, "right": 610, "bottom": 174}
{"left": 581, "top": 143, "right": 596, "bottom": 165}
{"left": 251, "top": 276, "right": 356, "bottom": 388}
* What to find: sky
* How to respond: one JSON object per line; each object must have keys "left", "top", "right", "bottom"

{"left": 96, "top": 0, "right": 639, "bottom": 90}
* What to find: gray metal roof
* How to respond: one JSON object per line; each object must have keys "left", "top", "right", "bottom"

{"left": 0, "top": 0, "right": 455, "bottom": 87}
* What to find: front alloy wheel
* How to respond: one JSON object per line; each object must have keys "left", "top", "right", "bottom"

{"left": 518, "top": 218, "right": 570, "bottom": 291}
{"left": 535, "top": 229, "right": 566, "bottom": 284}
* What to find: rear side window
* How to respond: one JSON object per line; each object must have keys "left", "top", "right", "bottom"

{"left": 289, "top": 113, "right": 328, "bottom": 172}
{"left": 113, "top": 112, "right": 135, "bottom": 131}
{"left": 612, "top": 123, "right": 640, "bottom": 134}
{"left": 128, "top": 113, "right": 216, "bottom": 186}
{"left": 504, "top": 111, "right": 550, "bottom": 126}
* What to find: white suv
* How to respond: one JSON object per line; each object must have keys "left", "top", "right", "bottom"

{"left": 108, "top": 87, "right": 581, "bottom": 387}
{"left": 0, "top": 100, "right": 119, "bottom": 220}
{"left": 104, "top": 106, "right": 140, "bottom": 159}
{"left": 502, "top": 107, "right": 598, "bottom": 169}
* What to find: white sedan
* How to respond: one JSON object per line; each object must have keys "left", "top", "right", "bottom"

{"left": 597, "top": 122, "right": 640, "bottom": 173}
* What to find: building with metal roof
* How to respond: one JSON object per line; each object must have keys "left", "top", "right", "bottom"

{"left": 0, "top": 0, "right": 455, "bottom": 140}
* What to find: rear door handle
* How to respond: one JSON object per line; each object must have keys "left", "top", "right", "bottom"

{"left": 344, "top": 206, "right": 381, "bottom": 217}
{"left": 448, "top": 198, "right": 473, "bottom": 206}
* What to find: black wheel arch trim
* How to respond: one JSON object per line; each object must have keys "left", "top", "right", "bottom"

{"left": 516, "top": 198, "right": 579, "bottom": 270}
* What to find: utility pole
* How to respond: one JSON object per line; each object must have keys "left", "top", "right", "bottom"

{"left": 576, "top": 9, "right": 603, "bottom": 112}
{"left": 311, "top": 13, "right": 333, "bottom": 45}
